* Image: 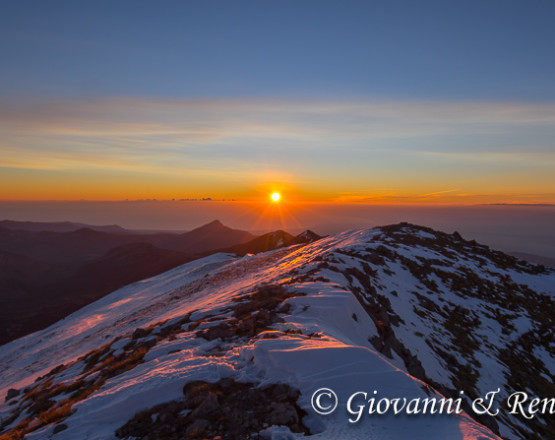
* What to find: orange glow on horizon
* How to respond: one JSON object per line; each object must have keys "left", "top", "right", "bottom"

{"left": 0, "top": 174, "right": 554, "bottom": 206}
{"left": 1, "top": 96, "right": 554, "bottom": 207}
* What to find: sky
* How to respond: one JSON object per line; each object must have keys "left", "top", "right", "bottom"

{"left": 1, "top": 0, "right": 555, "bottom": 205}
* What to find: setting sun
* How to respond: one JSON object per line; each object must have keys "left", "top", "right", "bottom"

{"left": 271, "top": 192, "right": 281, "bottom": 202}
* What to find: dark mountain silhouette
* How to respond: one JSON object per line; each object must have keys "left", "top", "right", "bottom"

{"left": 0, "top": 249, "right": 66, "bottom": 345}
{"left": 0, "top": 227, "right": 142, "bottom": 266}
{"left": 53, "top": 242, "right": 193, "bottom": 307}
{"left": 0, "top": 243, "right": 193, "bottom": 346}
{"left": 158, "top": 220, "right": 255, "bottom": 254}
{"left": 296, "top": 229, "right": 323, "bottom": 243}
{"left": 0, "top": 221, "right": 254, "bottom": 265}
{"left": 0, "top": 220, "right": 255, "bottom": 345}
{"left": 0, "top": 249, "right": 64, "bottom": 288}
{"left": 0, "top": 220, "right": 128, "bottom": 234}
{"left": 44, "top": 243, "right": 193, "bottom": 330}
{"left": 219, "top": 229, "right": 321, "bottom": 256}
{"left": 220, "top": 230, "right": 298, "bottom": 256}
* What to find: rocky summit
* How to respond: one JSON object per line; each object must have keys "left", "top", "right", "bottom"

{"left": 0, "top": 223, "right": 553, "bottom": 440}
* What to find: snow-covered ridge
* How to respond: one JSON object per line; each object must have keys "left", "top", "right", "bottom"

{"left": 0, "top": 223, "right": 552, "bottom": 440}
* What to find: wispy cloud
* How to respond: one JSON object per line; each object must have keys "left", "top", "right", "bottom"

{"left": 2, "top": 97, "right": 555, "bottom": 159}
{"left": 1, "top": 97, "right": 554, "bottom": 201}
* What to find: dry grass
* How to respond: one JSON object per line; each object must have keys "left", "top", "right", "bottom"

{"left": 0, "top": 417, "right": 31, "bottom": 440}
{"left": 38, "top": 402, "right": 73, "bottom": 426}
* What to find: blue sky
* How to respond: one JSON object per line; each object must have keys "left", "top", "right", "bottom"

{"left": 2, "top": 0, "right": 555, "bottom": 100}
{"left": 1, "top": 1, "right": 555, "bottom": 203}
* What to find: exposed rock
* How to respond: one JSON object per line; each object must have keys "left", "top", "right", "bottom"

{"left": 196, "top": 285, "right": 304, "bottom": 342}
{"left": 5, "top": 388, "right": 19, "bottom": 401}
{"left": 115, "top": 378, "right": 309, "bottom": 440}
{"left": 53, "top": 423, "right": 68, "bottom": 434}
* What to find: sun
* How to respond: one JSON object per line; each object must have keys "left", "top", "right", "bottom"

{"left": 271, "top": 192, "right": 281, "bottom": 202}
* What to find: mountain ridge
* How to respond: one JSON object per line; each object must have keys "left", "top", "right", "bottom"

{"left": 0, "top": 223, "right": 552, "bottom": 440}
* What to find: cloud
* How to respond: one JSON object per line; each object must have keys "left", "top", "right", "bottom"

{"left": 1, "top": 96, "right": 554, "bottom": 177}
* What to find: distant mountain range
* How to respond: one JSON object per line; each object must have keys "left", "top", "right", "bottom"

{"left": 0, "top": 220, "right": 320, "bottom": 345}
{"left": 0, "top": 220, "right": 128, "bottom": 234}
{"left": 0, "top": 219, "right": 254, "bottom": 264}
{"left": 507, "top": 251, "right": 555, "bottom": 269}
{"left": 0, "top": 223, "right": 552, "bottom": 439}
{"left": 217, "top": 229, "right": 322, "bottom": 256}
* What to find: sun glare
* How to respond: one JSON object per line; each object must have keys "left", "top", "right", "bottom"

{"left": 271, "top": 192, "right": 281, "bottom": 202}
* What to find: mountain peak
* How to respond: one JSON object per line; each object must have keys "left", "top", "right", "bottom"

{"left": 296, "top": 229, "right": 322, "bottom": 243}
{"left": 0, "top": 223, "right": 552, "bottom": 440}
{"left": 166, "top": 220, "right": 254, "bottom": 254}
{"left": 193, "top": 219, "right": 225, "bottom": 231}
{"left": 207, "top": 219, "right": 224, "bottom": 227}
{"left": 180, "top": 220, "right": 227, "bottom": 236}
